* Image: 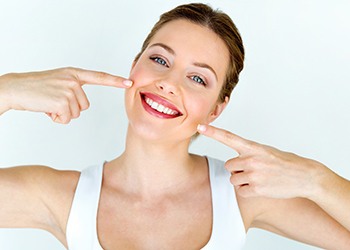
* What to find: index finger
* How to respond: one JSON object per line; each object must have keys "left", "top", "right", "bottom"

{"left": 197, "top": 124, "right": 253, "bottom": 154}
{"left": 72, "top": 68, "right": 133, "bottom": 88}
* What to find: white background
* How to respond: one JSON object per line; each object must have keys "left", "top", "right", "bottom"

{"left": 1, "top": 0, "right": 349, "bottom": 249}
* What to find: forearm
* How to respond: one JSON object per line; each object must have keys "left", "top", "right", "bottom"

{"left": 253, "top": 197, "right": 350, "bottom": 250}
{"left": 0, "top": 73, "right": 11, "bottom": 115}
{"left": 310, "top": 168, "right": 350, "bottom": 232}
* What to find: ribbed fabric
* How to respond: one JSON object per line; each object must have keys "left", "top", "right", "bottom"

{"left": 66, "top": 157, "right": 246, "bottom": 249}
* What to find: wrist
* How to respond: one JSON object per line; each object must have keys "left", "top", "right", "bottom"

{"left": 307, "top": 161, "right": 336, "bottom": 202}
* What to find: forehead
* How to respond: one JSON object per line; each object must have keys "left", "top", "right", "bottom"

{"left": 147, "top": 19, "right": 230, "bottom": 84}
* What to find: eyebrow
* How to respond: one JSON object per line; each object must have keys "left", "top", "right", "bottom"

{"left": 193, "top": 62, "right": 218, "bottom": 82}
{"left": 149, "top": 43, "right": 176, "bottom": 55}
{"left": 149, "top": 42, "right": 218, "bottom": 81}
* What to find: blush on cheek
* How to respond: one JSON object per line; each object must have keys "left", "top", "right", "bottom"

{"left": 128, "top": 68, "right": 152, "bottom": 88}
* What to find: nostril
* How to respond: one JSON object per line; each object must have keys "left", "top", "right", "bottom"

{"left": 156, "top": 82, "right": 177, "bottom": 95}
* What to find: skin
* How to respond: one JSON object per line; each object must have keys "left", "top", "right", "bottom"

{"left": 0, "top": 19, "right": 350, "bottom": 249}
{"left": 0, "top": 67, "right": 132, "bottom": 122}
{"left": 198, "top": 124, "right": 350, "bottom": 232}
{"left": 99, "top": 20, "right": 229, "bottom": 248}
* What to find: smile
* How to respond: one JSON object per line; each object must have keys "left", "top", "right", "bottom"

{"left": 140, "top": 92, "right": 183, "bottom": 119}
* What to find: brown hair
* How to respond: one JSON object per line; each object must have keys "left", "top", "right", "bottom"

{"left": 134, "top": 3, "right": 245, "bottom": 102}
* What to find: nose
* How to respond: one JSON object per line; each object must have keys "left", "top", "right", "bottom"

{"left": 155, "top": 76, "right": 180, "bottom": 96}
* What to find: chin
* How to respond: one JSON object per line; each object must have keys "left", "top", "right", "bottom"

{"left": 127, "top": 121, "right": 194, "bottom": 145}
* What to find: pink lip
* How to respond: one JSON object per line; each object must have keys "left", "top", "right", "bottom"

{"left": 140, "top": 92, "right": 183, "bottom": 119}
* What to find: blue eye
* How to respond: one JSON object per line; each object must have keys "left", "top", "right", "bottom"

{"left": 191, "top": 75, "right": 206, "bottom": 86}
{"left": 150, "top": 56, "right": 168, "bottom": 67}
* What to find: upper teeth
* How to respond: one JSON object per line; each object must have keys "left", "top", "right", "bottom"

{"left": 145, "top": 96, "right": 179, "bottom": 115}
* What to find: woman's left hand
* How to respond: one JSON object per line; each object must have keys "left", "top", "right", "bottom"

{"left": 197, "top": 124, "right": 330, "bottom": 200}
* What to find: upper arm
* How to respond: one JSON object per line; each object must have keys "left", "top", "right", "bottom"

{"left": 0, "top": 166, "right": 50, "bottom": 229}
{"left": 242, "top": 196, "right": 350, "bottom": 249}
{"left": 0, "top": 165, "right": 79, "bottom": 242}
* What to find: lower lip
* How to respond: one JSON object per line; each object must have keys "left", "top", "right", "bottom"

{"left": 140, "top": 94, "right": 179, "bottom": 119}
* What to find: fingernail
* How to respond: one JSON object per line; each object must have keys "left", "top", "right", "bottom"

{"left": 197, "top": 124, "right": 207, "bottom": 133}
{"left": 123, "top": 80, "right": 133, "bottom": 87}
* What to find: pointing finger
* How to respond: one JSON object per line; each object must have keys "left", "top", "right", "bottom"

{"left": 197, "top": 124, "right": 254, "bottom": 154}
{"left": 70, "top": 68, "right": 133, "bottom": 88}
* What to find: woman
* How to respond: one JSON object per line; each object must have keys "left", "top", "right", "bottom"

{"left": 0, "top": 3, "right": 349, "bottom": 249}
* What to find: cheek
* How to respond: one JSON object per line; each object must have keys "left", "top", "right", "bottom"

{"left": 125, "top": 65, "right": 147, "bottom": 109}
{"left": 129, "top": 58, "right": 167, "bottom": 88}
{"left": 185, "top": 97, "right": 216, "bottom": 123}
{"left": 128, "top": 61, "right": 153, "bottom": 87}
{"left": 129, "top": 67, "right": 145, "bottom": 86}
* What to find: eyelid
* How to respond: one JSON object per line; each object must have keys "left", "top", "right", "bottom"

{"left": 197, "top": 75, "right": 207, "bottom": 86}
{"left": 189, "top": 71, "right": 209, "bottom": 86}
{"left": 147, "top": 46, "right": 173, "bottom": 63}
{"left": 150, "top": 54, "right": 170, "bottom": 67}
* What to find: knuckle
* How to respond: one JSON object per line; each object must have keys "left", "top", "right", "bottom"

{"left": 222, "top": 130, "right": 235, "bottom": 142}
{"left": 245, "top": 140, "right": 256, "bottom": 150}
{"left": 81, "top": 101, "right": 90, "bottom": 111}
{"left": 224, "top": 161, "right": 232, "bottom": 170}
{"left": 61, "top": 117, "right": 71, "bottom": 124}
{"left": 65, "top": 90, "right": 75, "bottom": 100}
{"left": 67, "top": 79, "right": 80, "bottom": 89}
{"left": 229, "top": 174, "right": 235, "bottom": 184}
{"left": 54, "top": 115, "right": 70, "bottom": 124}
{"left": 95, "top": 71, "right": 108, "bottom": 80}
{"left": 61, "top": 67, "right": 75, "bottom": 75}
{"left": 260, "top": 144, "right": 274, "bottom": 156}
{"left": 242, "top": 156, "right": 255, "bottom": 167}
{"left": 72, "top": 112, "right": 80, "bottom": 119}
{"left": 64, "top": 66, "right": 75, "bottom": 72}
{"left": 230, "top": 174, "right": 239, "bottom": 186}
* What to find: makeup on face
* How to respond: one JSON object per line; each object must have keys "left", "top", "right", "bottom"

{"left": 124, "top": 20, "right": 230, "bottom": 141}
{"left": 140, "top": 92, "right": 183, "bottom": 119}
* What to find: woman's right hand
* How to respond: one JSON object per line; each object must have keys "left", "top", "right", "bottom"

{"left": 0, "top": 67, "right": 132, "bottom": 123}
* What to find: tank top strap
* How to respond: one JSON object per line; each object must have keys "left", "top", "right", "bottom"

{"left": 66, "top": 157, "right": 246, "bottom": 249}
{"left": 66, "top": 162, "right": 104, "bottom": 250}
{"left": 202, "top": 156, "right": 246, "bottom": 249}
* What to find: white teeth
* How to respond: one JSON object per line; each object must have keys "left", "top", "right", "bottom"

{"left": 144, "top": 96, "right": 178, "bottom": 116}
{"left": 151, "top": 102, "right": 158, "bottom": 109}
{"left": 157, "top": 104, "right": 165, "bottom": 113}
{"left": 146, "top": 97, "right": 153, "bottom": 106}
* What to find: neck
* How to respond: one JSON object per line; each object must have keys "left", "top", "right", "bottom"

{"left": 107, "top": 125, "right": 202, "bottom": 198}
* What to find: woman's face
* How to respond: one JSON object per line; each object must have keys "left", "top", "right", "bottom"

{"left": 125, "top": 19, "right": 230, "bottom": 142}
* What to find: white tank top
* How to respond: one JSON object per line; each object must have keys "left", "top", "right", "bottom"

{"left": 66, "top": 156, "right": 246, "bottom": 249}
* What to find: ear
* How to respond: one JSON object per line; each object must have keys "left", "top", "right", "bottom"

{"left": 207, "top": 96, "right": 229, "bottom": 123}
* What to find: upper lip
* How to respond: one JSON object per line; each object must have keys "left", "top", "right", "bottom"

{"left": 140, "top": 92, "right": 183, "bottom": 116}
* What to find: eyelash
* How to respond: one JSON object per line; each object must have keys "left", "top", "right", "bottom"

{"left": 149, "top": 56, "right": 207, "bottom": 87}
{"left": 190, "top": 75, "right": 206, "bottom": 86}
{"left": 150, "top": 56, "right": 169, "bottom": 67}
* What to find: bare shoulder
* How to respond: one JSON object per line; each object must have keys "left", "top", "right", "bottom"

{"left": 0, "top": 165, "right": 81, "bottom": 244}
{"left": 3, "top": 164, "right": 80, "bottom": 198}
{"left": 23, "top": 165, "right": 81, "bottom": 230}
